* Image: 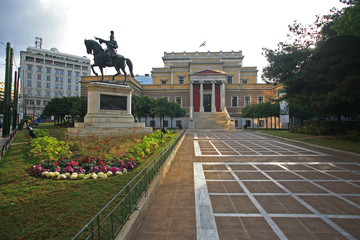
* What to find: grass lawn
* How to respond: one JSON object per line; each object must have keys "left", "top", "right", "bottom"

{"left": 258, "top": 130, "right": 360, "bottom": 154}
{"left": 0, "top": 128, "right": 179, "bottom": 240}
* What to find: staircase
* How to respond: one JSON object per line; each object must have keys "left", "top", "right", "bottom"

{"left": 192, "top": 112, "right": 229, "bottom": 129}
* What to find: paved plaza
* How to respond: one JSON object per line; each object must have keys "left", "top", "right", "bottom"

{"left": 131, "top": 131, "right": 360, "bottom": 240}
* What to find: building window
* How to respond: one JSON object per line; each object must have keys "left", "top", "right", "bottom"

{"left": 175, "top": 97, "right": 182, "bottom": 106}
{"left": 244, "top": 96, "right": 251, "bottom": 106}
{"left": 178, "top": 76, "right": 184, "bottom": 84}
{"left": 46, "top": 91, "right": 50, "bottom": 97}
{"left": 75, "top": 72, "right": 80, "bottom": 77}
{"left": 55, "top": 84, "right": 59, "bottom": 89}
{"left": 235, "top": 120, "right": 238, "bottom": 128}
{"left": 162, "top": 96, "right": 169, "bottom": 101}
{"left": 55, "top": 69, "right": 64, "bottom": 75}
{"left": 231, "top": 96, "right": 238, "bottom": 107}
{"left": 36, "top": 91, "right": 41, "bottom": 96}
{"left": 161, "top": 80, "right": 167, "bottom": 85}
{"left": 46, "top": 68, "right": 51, "bottom": 73}
{"left": 46, "top": 83, "right": 50, "bottom": 88}
{"left": 37, "top": 66, "right": 42, "bottom": 72}
{"left": 258, "top": 96, "right": 264, "bottom": 103}
{"left": 27, "top": 65, "right": 32, "bottom": 71}
{"left": 163, "top": 120, "right": 168, "bottom": 128}
{"left": 67, "top": 85, "right": 71, "bottom": 91}
{"left": 68, "top": 78, "right": 71, "bottom": 83}
{"left": 259, "top": 120, "right": 265, "bottom": 127}
{"left": 246, "top": 120, "right": 251, "bottom": 127}
{"left": 176, "top": 120, "right": 182, "bottom": 129}
{"left": 27, "top": 81, "right": 32, "bottom": 87}
{"left": 59, "top": 84, "right": 63, "bottom": 90}
{"left": 75, "top": 79, "right": 79, "bottom": 84}
{"left": 37, "top": 74, "right": 41, "bottom": 80}
{"left": 227, "top": 76, "right": 233, "bottom": 84}
{"left": 242, "top": 79, "right": 248, "bottom": 84}
{"left": 37, "top": 82, "right": 41, "bottom": 88}
{"left": 27, "top": 73, "right": 32, "bottom": 79}
{"left": 46, "top": 75, "right": 50, "bottom": 81}
{"left": 75, "top": 86, "right": 79, "bottom": 91}
{"left": 150, "top": 120, "right": 155, "bottom": 127}
{"left": 27, "top": 90, "right": 32, "bottom": 95}
{"left": 68, "top": 71, "right": 72, "bottom": 76}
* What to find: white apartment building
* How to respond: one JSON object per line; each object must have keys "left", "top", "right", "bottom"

{"left": 20, "top": 47, "right": 91, "bottom": 117}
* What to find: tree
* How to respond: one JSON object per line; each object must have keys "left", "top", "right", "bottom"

{"left": 331, "top": 2, "right": 360, "bottom": 38}
{"left": 42, "top": 96, "right": 87, "bottom": 125}
{"left": 167, "top": 101, "right": 186, "bottom": 128}
{"left": 155, "top": 98, "right": 169, "bottom": 129}
{"left": 262, "top": 3, "right": 360, "bottom": 122}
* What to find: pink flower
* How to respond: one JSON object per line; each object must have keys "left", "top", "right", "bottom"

{"left": 90, "top": 166, "right": 99, "bottom": 173}
{"left": 63, "top": 166, "right": 74, "bottom": 173}
{"left": 109, "top": 166, "right": 119, "bottom": 174}
{"left": 76, "top": 167, "right": 85, "bottom": 174}
{"left": 100, "top": 165, "right": 107, "bottom": 173}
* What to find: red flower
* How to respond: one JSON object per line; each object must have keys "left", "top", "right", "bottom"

{"left": 100, "top": 161, "right": 104, "bottom": 166}
{"left": 54, "top": 162, "right": 58, "bottom": 166}
{"left": 95, "top": 146, "right": 98, "bottom": 148}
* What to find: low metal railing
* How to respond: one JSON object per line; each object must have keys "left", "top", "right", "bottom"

{"left": 72, "top": 130, "right": 185, "bottom": 240}
{"left": 0, "top": 128, "right": 18, "bottom": 159}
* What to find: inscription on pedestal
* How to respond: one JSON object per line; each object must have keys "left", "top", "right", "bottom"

{"left": 100, "top": 94, "right": 127, "bottom": 110}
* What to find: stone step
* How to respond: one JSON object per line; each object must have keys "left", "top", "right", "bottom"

{"left": 192, "top": 111, "right": 228, "bottom": 129}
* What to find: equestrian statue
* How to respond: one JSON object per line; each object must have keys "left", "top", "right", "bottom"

{"left": 85, "top": 31, "right": 134, "bottom": 84}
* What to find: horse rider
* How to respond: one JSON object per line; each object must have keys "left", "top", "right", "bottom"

{"left": 95, "top": 30, "right": 118, "bottom": 66}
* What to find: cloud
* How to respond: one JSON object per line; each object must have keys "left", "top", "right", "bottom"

{"left": 0, "top": 0, "right": 69, "bottom": 79}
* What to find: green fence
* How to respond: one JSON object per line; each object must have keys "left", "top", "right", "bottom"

{"left": 72, "top": 130, "right": 185, "bottom": 240}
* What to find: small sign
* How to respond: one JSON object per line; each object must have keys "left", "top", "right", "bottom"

{"left": 100, "top": 94, "right": 127, "bottom": 110}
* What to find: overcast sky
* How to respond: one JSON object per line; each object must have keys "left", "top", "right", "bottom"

{"left": 0, "top": 0, "right": 346, "bottom": 82}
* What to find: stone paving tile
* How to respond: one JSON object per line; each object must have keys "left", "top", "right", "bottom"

{"left": 315, "top": 181, "right": 360, "bottom": 194}
{"left": 299, "top": 195, "right": 360, "bottom": 215}
{"left": 255, "top": 195, "right": 312, "bottom": 214}
{"left": 280, "top": 181, "right": 327, "bottom": 193}
{"left": 243, "top": 181, "right": 287, "bottom": 193}
{"left": 330, "top": 218, "right": 360, "bottom": 239}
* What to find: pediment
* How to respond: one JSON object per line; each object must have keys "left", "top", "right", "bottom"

{"left": 192, "top": 69, "right": 226, "bottom": 75}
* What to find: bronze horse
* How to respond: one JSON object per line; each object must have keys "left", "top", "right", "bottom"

{"left": 84, "top": 39, "right": 134, "bottom": 84}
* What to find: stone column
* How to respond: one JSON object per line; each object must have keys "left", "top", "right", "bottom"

{"left": 221, "top": 81, "right": 225, "bottom": 111}
{"left": 200, "top": 81, "right": 204, "bottom": 112}
{"left": 211, "top": 81, "right": 216, "bottom": 112}
{"left": 190, "top": 82, "right": 194, "bottom": 118}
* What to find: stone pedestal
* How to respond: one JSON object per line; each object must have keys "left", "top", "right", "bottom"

{"left": 68, "top": 82, "right": 152, "bottom": 136}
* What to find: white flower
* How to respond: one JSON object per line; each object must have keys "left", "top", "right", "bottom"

{"left": 70, "top": 173, "right": 78, "bottom": 180}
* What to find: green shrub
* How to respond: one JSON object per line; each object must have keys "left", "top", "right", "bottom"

{"left": 28, "top": 136, "right": 72, "bottom": 162}
{"left": 33, "top": 129, "right": 49, "bottom": 138}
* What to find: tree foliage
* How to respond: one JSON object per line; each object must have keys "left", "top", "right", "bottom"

{"left": 42, "top": 96, "right": 87, "bottom": 125}
{"left": 262, "top": 2, "right": 360, "bottom": 121}
{"left": 132, "top": 95, "right": 186, "bottom": 128}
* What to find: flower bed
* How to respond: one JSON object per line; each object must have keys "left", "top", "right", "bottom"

{"left": 26, "top": 130, "right": 176, "bottom": 180}
{"left": 29, "top": 157, "right": 136, "bottom": 180}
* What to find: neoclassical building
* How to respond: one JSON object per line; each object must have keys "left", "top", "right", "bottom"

{"left": 81, "top": 51, "right": 283, "bottom": 129}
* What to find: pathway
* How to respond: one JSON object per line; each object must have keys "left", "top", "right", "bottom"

{"left": 130, "top": 130, "right": 360, "bottom": 240}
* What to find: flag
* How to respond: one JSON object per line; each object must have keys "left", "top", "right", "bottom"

{"left": 199, "top": 41, "right": 206, "bottom": 48}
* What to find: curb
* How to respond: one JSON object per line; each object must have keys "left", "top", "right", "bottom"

{"left": 115, "top": 132, "right": 186, "bottom": 240}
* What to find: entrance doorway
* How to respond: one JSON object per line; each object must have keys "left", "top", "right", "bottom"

{"left": 204, "top": 94, "right": 211, "bottom": 112}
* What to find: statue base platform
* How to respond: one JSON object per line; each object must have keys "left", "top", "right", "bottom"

{"left": 67, "top": 81, "right": 152, "bottom": 136}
